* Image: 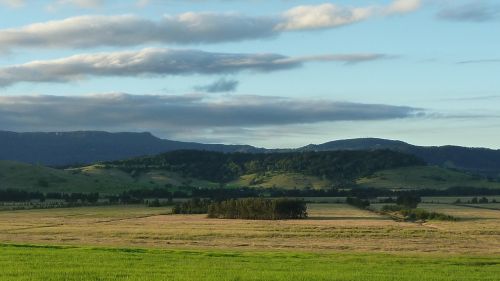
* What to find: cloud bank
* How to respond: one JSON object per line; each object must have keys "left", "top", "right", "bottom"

{"left": 0, "top": 48, "right": 387, "bottom": 87}
{"left": 0, "top": 1, "right": 421, "bottom": 50}
{"left": 0, "top": 93, "right": 423, "bottom": 134}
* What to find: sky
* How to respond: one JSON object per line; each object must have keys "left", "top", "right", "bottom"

{"left": 0, "top": 0, "right": 499, "bottom": 149}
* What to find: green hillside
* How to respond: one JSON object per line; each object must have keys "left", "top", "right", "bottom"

{"left": 0, "top": 160, "right": 219, "bottom": 194}
{"left": 357, "top": 166, "right": 500, "bottom": 190}
{"left": 76, "top": 164, "right": 219, "bottom": 189}
{"left": 228, "top": 172, "right": 332, "bottom": 189}
{"left": 106, "top": 149, "right": 424, "bottom": 185}
{"left": 0, "top": 161, "right": 148, "bottom": 194}
{"left": 2, "top": 152, "right": 500, "bottom": 195}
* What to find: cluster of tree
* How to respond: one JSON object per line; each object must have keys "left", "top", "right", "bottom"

{"left": 207, "top": 198, "right": 307, "bottom": 220}
{"left": 396, "top": 193, "right": 421, "bottom": 209}
{"left": 381, "top": 204, "right": 404, "bottom": 212}
{"left": 106, "top": 149, "right": 423, "bottom": 184}
{"left": 107, "top": 188, "right": 174, "bottom": 204}
{"left": 400, "top": 209, "right": 456, "bottom": 221}
{"left": 172, "top": 198, "right": 211, "bottom": 214}
{"left": 454, "top": 197, "right": 498, "bottom": 204}
{"left": 345, "top": 197, "right": 370, "bottom": 209}
{"left": 468, "top": 197, "right": 496, "bottom": 204}
{"left": 380, "top": 193, "right": 421, "bottom": 212}
{"left": 146, "top": 198, "right": 173, "bottom": 207}
{"left": 59, "top": 192, "right": 99, "bottom": 203}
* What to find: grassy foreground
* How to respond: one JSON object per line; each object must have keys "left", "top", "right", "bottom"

{"left": 1, "top": 244, "right": 499, "bottom": 281}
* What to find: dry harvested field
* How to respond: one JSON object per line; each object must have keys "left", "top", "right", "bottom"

{"left": 0, "top": 203, "right": 499, "bottom": 254}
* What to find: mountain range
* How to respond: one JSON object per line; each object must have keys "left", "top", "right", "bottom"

{"left": 1, "top": 131, "right": 499, "bottom": 177}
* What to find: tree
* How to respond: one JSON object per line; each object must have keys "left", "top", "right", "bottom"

{"left": 396, "top": 193, "right": 421, "bottom": 209}
{"left": 478, "top": 197, "right": 489, "bottom": 204}
{"left": 207, "top": 198, "right": 307, "bottom": 220}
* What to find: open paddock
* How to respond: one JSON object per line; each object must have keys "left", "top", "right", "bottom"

{"left": 0, "top": 203, "right": 498, "bottom": 254}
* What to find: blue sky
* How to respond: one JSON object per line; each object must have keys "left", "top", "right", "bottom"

{"left": 0, "top": 0, "right": 499, "bottom": 148}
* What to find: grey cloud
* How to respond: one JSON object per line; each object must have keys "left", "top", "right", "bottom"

{"left": 0, "top": 14, "right": 278, "bottom": 50}
{"left": 0, "top": 48, "right": 388, "bottom": 87}
{"left": 0, "top": 93, "right": 424, "bottom": 133}
{"left": 0, "top": 1, "right": 421, "bottom": 50}
{"left": 437, "top": 94, "right": 500, "bottom": 102}
{"left": 437, "top": 1, "right": 500, "bottom": 22}
{"left": 457, "top": 58, "right": 500, "bottom": 64}
{"left": 195, "top": 78, "right": 239, "bottom": 93}
{"left": 0, "top": 13, "right": 277, "bottom": 50}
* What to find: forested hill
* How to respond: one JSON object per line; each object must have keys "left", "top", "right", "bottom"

{"left": 105, "top": 150, "right": 425, "bottom": 184}
{"left": 300, "top": 138, "right": 500, "bottom": 176}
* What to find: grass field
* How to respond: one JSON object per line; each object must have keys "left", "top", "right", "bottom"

{"left": 1, "top": 244, "right": 499, "bottom": 281}
{"left": 1, "top": 203, "right": 499, "bottom": 280}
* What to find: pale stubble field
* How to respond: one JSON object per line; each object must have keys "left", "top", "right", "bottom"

{"left": 0, "top": 203, "right": 498, "bottom": 254}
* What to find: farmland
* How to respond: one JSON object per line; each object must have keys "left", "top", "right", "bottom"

{"left": 1, "top": 202, "right": 499, "bottom": 280}
{"left": 0, "top": 203, "right": 499, "bottom": 254}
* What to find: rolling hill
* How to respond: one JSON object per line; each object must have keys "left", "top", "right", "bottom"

{"left": 104, "top": 149, "right": 425, "bottom": 185}
{"left": 2, "top": 150, "right": 500, "bottom": 195}
{"left": 1, "top": 131, "right": 499, "bottom": 178}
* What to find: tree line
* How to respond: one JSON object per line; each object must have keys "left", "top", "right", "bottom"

{"left": 1, "top": 186, "right": 499, "bottom": 203}
{"left": 172, "top": 198, "right": 211, "bottom": 214}
{"left": 0, "top": 189, "right": 98, "bottom": 203}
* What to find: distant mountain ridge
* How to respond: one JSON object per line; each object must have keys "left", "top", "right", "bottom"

{"left": 0, "top": 131, "right": 499, "bottom": 177}
{"left": 0, "top": 131, "right": 264, "bottom": 166}
{"left": 300, "top": 138, "right": 500, "bottom": 177}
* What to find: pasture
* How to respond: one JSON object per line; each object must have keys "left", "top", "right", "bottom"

{"left": 0, "top": 203, "right": 499, "bottom": 280}
{"left": 1, "top": 244, "right": 499, "bottom": 281}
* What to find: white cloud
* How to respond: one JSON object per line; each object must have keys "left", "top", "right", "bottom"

{"left": 51, "top": 0, "right": 104, "bottom": 8}
{"left": 0, "top": 14, "right": 278, "bottom": 50}
{"left": 0, "top": 48, "right": 388, "bottom": 87}
{"left": 277, "top": 3, "right": 376, "bottom": 31}
{"left": 278, "top": 0, "right": 421, "bottom": 31}
{"left": 0, "top": 1, "right": 422, "bottom": 50}
{"left": 0, "top": 0, "right": 25, "bottom": 8}
{"left": 386, "top": 0, "right": 422, "bottom": 14}
{"left": 136, "top": 0, "right": 149, "bottom": 7}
